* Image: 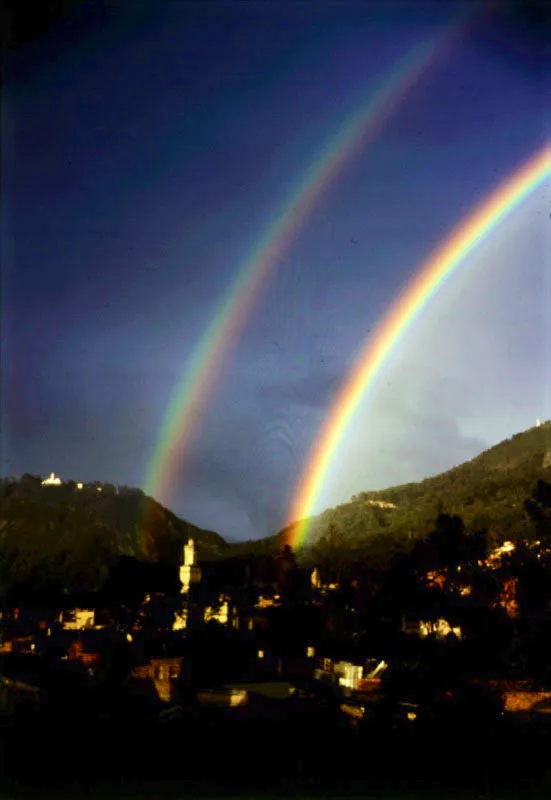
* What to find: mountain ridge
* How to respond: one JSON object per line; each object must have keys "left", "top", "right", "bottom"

{"left": 2, "top": 422, "right": 550, "bottom": 589}
{"left": 0, "top": 475, "right": 229, "bottom": 595}
{"left": 234, "top": 421, "right": 551, "bottom": 558}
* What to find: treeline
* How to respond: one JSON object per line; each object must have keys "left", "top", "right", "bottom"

{"left": 281, "top": 420, "right": 551, "bottom": 558}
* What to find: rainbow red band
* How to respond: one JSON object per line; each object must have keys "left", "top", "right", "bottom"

{"left": 286, "top": 144, "right": 551, "bottom": 549}
{"left": 141, "top": 37, "right": 449, "bottom": 534}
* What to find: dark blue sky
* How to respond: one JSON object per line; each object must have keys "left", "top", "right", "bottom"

{"left": 3, "top": 1, "right": 550, "bottom": 540}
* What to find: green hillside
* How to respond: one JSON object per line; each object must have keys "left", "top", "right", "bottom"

{"left": 3, "top": 423, "right": 551, "bottom": 593}
{"left": 233, "top": 422, "right": 551, "bottom": 562}
{"left": 0, "top": 475, "right": 228, "bottom": 594}
{"left": 301, "top": 421, "right": 551, "bottom": 547}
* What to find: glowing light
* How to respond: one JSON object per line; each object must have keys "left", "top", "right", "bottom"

{"left": 287, "top": 145, "right": 551, "bottom": 548}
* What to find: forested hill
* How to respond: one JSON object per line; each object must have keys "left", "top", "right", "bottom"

{"left": 0, "top": 475, "right": 228, "bottom": 594}
{"left": 234, "top": 422, "right": 551, "bottom": 561}
{"left": 3, "top": 422, "right": 551, "bottom": 592}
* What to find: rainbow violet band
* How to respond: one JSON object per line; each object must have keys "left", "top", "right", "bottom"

{"left": 287, "top": 144, "right": 551, "bottom": 549}
{"left": 141, "top": 37, "right": 449, "bottom": 525}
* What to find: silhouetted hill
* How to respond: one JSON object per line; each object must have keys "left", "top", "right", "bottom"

{"left": 0, "top": 476, "right": 228, "bottom": 595}
{"left": 234, "top": 422, "right": 551, "bottom": 561}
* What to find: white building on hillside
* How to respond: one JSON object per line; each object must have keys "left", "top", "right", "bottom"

{"left": 41, "top": 472, "right": 62, "bottom": 486}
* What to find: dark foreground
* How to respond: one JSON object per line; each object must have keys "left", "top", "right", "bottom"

{"left": 2, "top": 705, "right": 551, "bottom": 799}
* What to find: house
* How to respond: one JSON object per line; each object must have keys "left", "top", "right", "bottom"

{"left": 401, "top": 616, "right": 462, "bottom": 640}
{"left": 67, "top": 637, "right": 100, "bottom": 668}
{"left": 101, "top": 539, "right": 204, "bottom": 634}
{"left": 131, "top": 656, "right": 184, "bottom": 703}
{"left": 310, "top": 567, "right": 339, "bottom": 593}
{"left": 62, "top": 608, "right": 96, "bottom": 631}
{"left": 313, "top": 655, "right": 388, "bottom": 694}
{"left": 203, "top": 594, "right": 236, "bottom": 626}
{"left": 474, "top": 679, "right": 551, "bottom": 716}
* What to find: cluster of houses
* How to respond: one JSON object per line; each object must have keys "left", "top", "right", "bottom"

{"left": 0, "top": 533, "right": 391, "bottom": 718}
{"left": 3, "top": 472, "right": 545, "bottom": 725}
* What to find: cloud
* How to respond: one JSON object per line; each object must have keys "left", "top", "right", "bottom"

{"left": 182, "top": 442, "right": 289, "bottom": 540}
{"left": 255, "top": 367, "right": 343, "bottom": 410}
{"left": 318, "top": 371, "right": 488, "bottom": 513}
{"left": 168, "top": 369, "right": 340, "bottom": 539}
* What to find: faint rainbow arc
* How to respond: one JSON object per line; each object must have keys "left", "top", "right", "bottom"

{"left": 142, "top": 39, "right": 447, "bottom": 514}
{"left": 287, "top": 144, "right": 551, "bottom": 548}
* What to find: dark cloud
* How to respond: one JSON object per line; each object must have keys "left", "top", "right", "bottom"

{"left": 170, "top": 393, "right": 315, "bottom": 539}
{"left": 475, "top": 1, "right": 550, "bottom": 73}
{"left": 184, "top": 447, "right": 289, "bottom": 540}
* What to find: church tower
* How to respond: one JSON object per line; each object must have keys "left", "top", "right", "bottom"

{"left": 179, "top": 538, "right": 202, "bottom": 594}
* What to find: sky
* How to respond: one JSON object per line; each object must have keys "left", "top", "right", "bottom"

{"left": 2, "top": 1, "right": 550, "bottom": 542}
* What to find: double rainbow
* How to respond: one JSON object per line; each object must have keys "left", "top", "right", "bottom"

{"left": 287, "top": 144, "right": 551, "bottom": 548}
{"left": 142, "top": 37, "right": 450, "bottom": 517}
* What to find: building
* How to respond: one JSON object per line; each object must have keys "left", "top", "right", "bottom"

{"left": 313, "top": 655, "right": 387, "bottom": 694}
{"left": 402, "top": 616, "right": 462, "bottom": 639}
{"left": 179, "top": 539, "right": 202, "bottom": 595}
{"left": 61, "top": 609, "right": 96, "bottom": 631}
{"left": 67, "top": 637, "right": 101, "bottom": 668}
{"left": 310, "top": 567, "right": 339, "bottom": 594}
{"left": 172, "top": 538, "right": 203, "bottom": 631}
{"left": 204, "top": 595, "right": 231, "bottom": 625}
{"left": 41, "top": 472, "right": 62, "bottom": 486}
{"left": 131, "top": 656, "right": 184, "bottom": 703}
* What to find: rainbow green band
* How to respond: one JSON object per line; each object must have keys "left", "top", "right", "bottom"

{"left": 287, "top": 144, "right": 551, "bottom": 548}
{"left": 142, "top": 37, "right": 448, "bottom": 522}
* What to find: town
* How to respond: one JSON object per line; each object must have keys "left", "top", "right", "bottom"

{"left": 2, "top": 471, "right": 551, "bottom": 794}
{"left": 4, "top": 0, "right": 549, "bottom": 795}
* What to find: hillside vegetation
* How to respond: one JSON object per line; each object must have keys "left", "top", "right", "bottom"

{"left": 2, "top": 423, "right": 551, "bottom": 593}
{"left": 0, "top": 475, "right": 228, "bottom": 595}
{"left": 235, "top": 422, "right": 551, "bottom": 563}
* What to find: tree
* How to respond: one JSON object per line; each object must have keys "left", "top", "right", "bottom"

{"left": 276, "top": 544, "right": 298, "bottom": 602}
{"left": 525, "top": 480, "right": 551, "bottom": 543}
{"left": 311, "top": 523, "right": 349, "bottom": 585}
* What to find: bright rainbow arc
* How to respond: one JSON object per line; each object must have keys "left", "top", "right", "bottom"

{"left": 287, "top": 144, "right": 551, "bottom": 549}
{"left": 142, "top": 37, "right": 448, "bottom": 515}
